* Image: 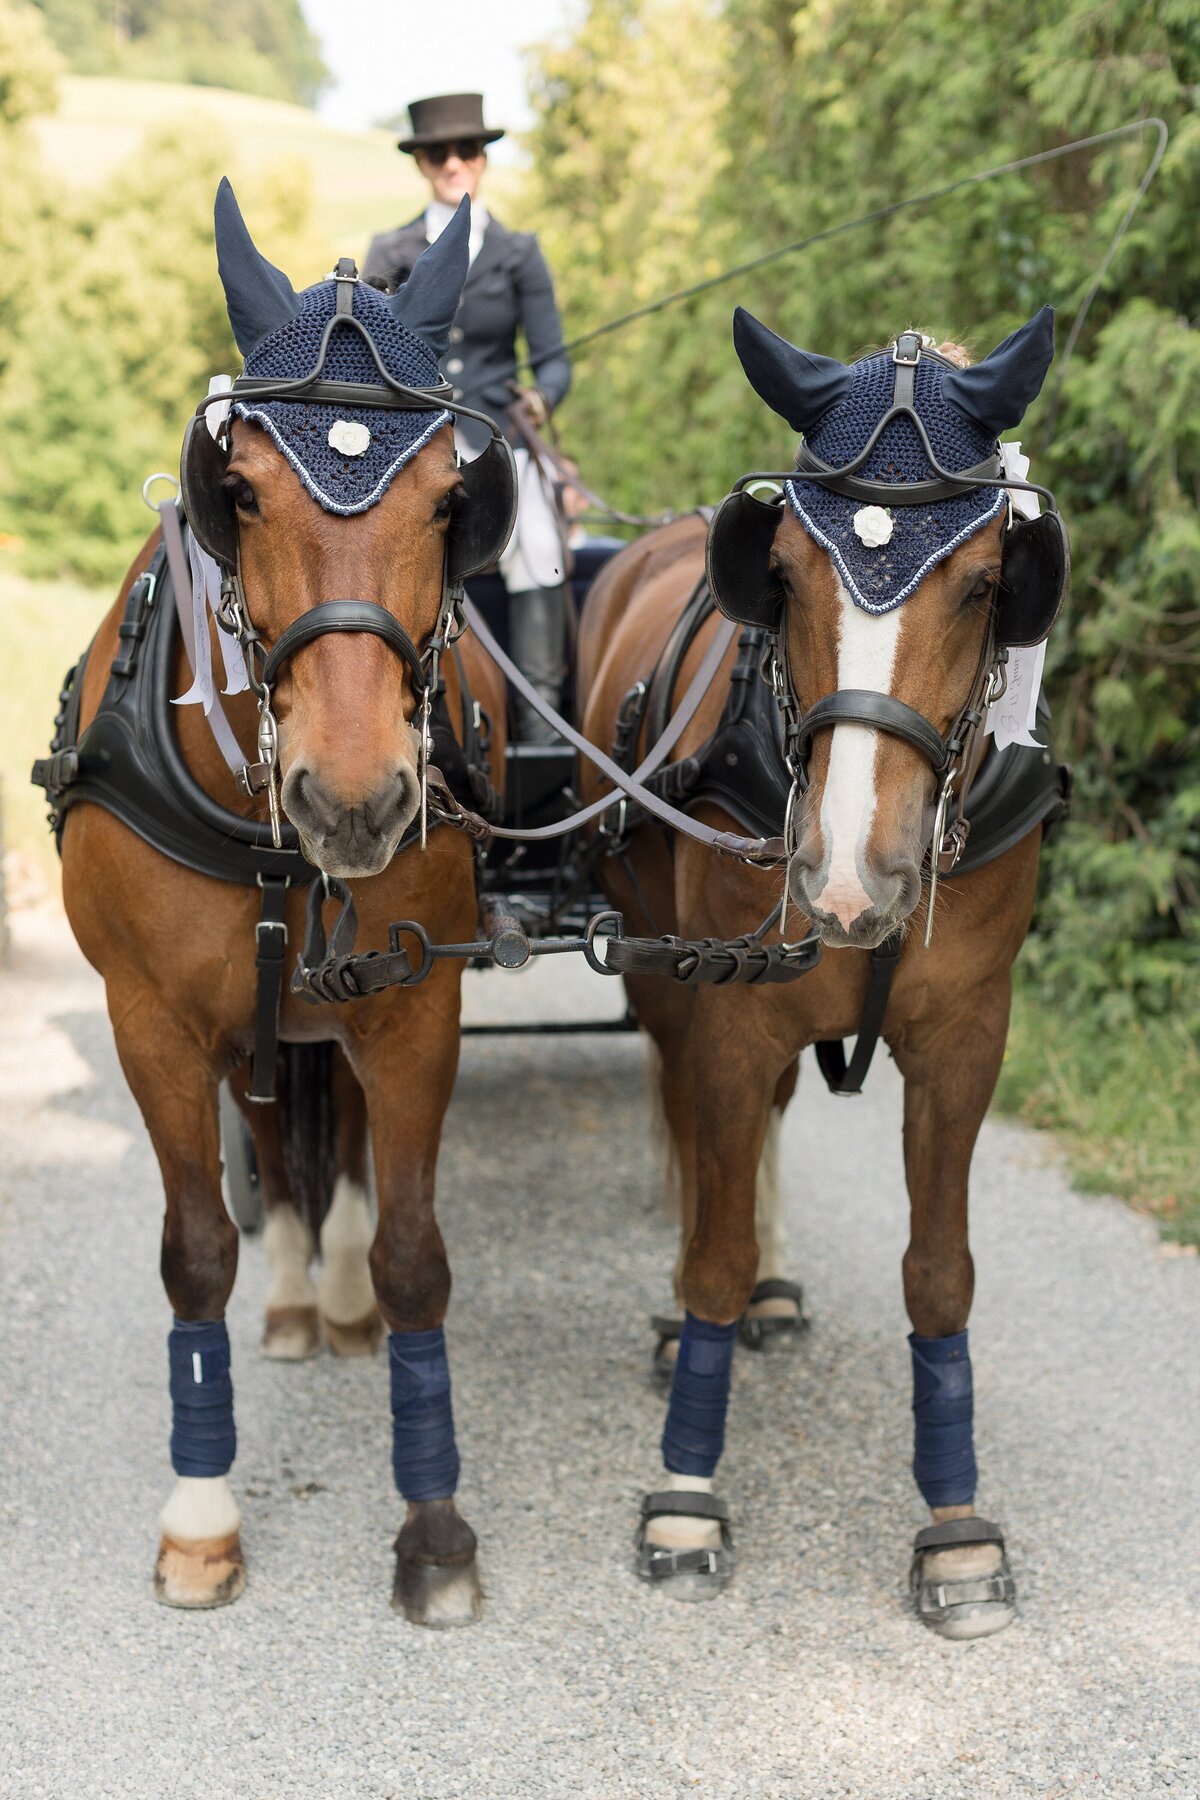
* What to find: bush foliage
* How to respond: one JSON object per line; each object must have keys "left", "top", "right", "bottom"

{"left": 522, "top": 0, "right": 1199, "bottom": 1078}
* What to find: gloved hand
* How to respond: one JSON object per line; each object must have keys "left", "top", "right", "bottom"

{"left": 511, "top": 387, "right": 549, "bottom": 430}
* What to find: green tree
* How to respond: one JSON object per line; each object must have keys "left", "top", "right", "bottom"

{"left": 526, "top": 0, "right": 1199, "bottom": 1035}
{"left": 26, "top": 0, "right": 328, "bottom": 105}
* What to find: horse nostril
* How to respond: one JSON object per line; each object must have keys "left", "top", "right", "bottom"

{"left": 290, "top": 767, "right": 339, "bottom": 835}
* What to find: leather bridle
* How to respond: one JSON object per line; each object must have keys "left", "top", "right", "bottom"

{"left": 735, "top": 332, "right": 1061, "bottom": 940}
{"left": 191, "top": 258, "right": 517, "bottom": 848}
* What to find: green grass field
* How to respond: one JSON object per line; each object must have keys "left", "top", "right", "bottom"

{"left": 30, "top": 75, "right": 524, "bottom": 262}
{"left": 1, "top": 560, "right": 112, "bottom": 901}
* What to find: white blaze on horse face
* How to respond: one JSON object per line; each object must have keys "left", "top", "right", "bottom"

{"left": 811, "top": 580, "right": 906, "bottom": 929}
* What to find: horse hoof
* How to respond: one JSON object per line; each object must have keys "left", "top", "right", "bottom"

{"left": 650, "top": 1314, "right": 681, "bottom": 1388}
{"left": 910, "top": 1518, "right": 1016, "bottom": 1640}
{"left": 635, "top": 1491, "right": 734, "bottom": 1601}
{"left": 153, "top": 1530, "right": 245, "bottom": 1608}
{"left": 737, "top": 1279, "right": 808, "bottom": 1352}
{"left": 261, "top": 1304, "right": 321, "bottom": 1360}
{"left": 321, "top": 1308, "right": 384, "bottom": 1357}
{"left": 392, "top": 1553, "right": 483, "bottom": 1627}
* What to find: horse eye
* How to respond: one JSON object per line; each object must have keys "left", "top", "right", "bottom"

{"left": 964, "top": 573, "right": 996, "bottom": 607}
{"left": 225, "top": 477, "right": 258, "bottom": 515}
{"left": 434, "top": 488, "right": 462, "bottom": 523}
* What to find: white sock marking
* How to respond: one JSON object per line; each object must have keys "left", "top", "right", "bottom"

{"left": 263, "top": 1204, "right": 316, "bottom": 1311}
{"left": 160, "top": 1475, "right": 240, "bottom": 1543}
{"left": 317, "top": 1175, "right": 376, "bottom": 1325}
{"left": 812, "top": 581, "right": 905, "bottom": 927}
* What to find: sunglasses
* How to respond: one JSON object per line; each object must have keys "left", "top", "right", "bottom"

{"left": 422, "top": 139, "right": 486, "bottom": 167}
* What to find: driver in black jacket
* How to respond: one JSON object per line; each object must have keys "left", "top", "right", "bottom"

{"left": 364, "top": 93, "right": 572, "bottom": 743}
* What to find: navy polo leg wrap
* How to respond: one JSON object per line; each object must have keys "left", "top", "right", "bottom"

{"left": 662, "top": 1313, "right": 738, "bottom": 1477}
{"left": 910, "top": 1329, "right": 976, "bottom": 1507}
{"left": 168, "top": 1318, "right": 236, "bottom": 1479}
{"left": 389, "top": 1328, "right": 460, "bottom": 1502}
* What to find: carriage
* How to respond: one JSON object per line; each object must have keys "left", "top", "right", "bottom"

{"left": 32, "top": 183, "right": 1072, "bottom": 1637}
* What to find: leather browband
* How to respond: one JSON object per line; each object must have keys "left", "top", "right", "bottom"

{"left": 790, "top": 443, "right": 1005, "bottom": 508}
{"left": 226, "top": 376, "right": 454, "bottom": 413}
{"left": 261, "top": 600, "right": 427, "bottom": 691}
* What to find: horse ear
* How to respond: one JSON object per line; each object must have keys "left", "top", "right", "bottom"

{"left": 942, "top": 305, "right": 1055, "bottom": 439}
{"left": 214, "top": 177, "right": 301, "bottom": 355}
{"left": 732, "top": 307, "right": 853, "bottom": 434}
{"left": 386, "top": 196, "right": 470, "bottom": 358}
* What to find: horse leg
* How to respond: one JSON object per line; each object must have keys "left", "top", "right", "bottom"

{"left": 111, "top": 995, "right": 245, "bottom": 1608}
{"left": 893, "top": 991, "right": 1017, "bottom": 1640}
{"left": 347, "top": 987, "right": 480, "bottom": 1627}
{"left": 739, "top": 1058, "right": 806, "bottom": 1349}
{"left": 317, "top": 1049, "right": 382, "bottom": 1357}
{"left": 228, "top": 1064, "right": 320, "bottom": 1361}
{"left": 638, "top": 986, "right": 785, "bottom": 1598}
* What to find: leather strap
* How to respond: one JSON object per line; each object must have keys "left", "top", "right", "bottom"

{"left": 913, "top": 1516, "right": 1006, "bottom": 1554}
{"left": 261, "top": 600, "right": 427, "bottom": 691}
{"left": 640, "top": 1491, "right": 730, "bottom": 1523}
{"left": 458, "top": 600, "right": 783, "bottom": 863}
{"left": 814, "top": 929, "right": 903, "bottom": 1095}
{"left": 799, "top": 689, "right": 951, "bottom": 773}
{"left": 248, "top": 877, "right": 289, "bottom": 1103}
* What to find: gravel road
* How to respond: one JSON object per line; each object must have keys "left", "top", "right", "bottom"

{"left": 1, "top": 907, "right": 1198, "bottom": 1800}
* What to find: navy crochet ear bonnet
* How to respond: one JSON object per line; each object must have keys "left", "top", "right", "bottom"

{"left": 732, "top": 306, "right": 1056, "bottom": 615}
{"left": 233, "top": 284, "right": 451, "bottom": 516}
{"left": 213, "top": 176, "right": 466, "bottom": 516}
{"left": 784, "top": 350, "right": 1005, "bottom": 614}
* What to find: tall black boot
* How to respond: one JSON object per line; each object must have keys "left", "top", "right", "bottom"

{"left": 507, "top": 585, "right": 569, "bottom": 744}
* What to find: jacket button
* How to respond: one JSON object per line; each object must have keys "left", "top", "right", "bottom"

{"left": 446, "top": 357, "right": 464, "bottom": 375}
{"left": 449, "top": 326, "right": 464, "bottom": 344}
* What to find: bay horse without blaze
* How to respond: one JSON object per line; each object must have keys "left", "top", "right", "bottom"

{"left": 578, "top": 306, "right": 1068, "bottom": 1637}
{"left": 56, "top": 186, "right": 511, "bottom": 1624}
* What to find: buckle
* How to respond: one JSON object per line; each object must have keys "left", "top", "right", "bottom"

{"left": 892, "top": 331, "right": 922, "bottom": 367}
{"left": 255, "top": 918, "right": 287, "bottom": 945}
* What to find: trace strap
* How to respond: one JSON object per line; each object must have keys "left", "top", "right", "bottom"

{"left": 249, "top": 876, "right": 289, "bottom": 1103}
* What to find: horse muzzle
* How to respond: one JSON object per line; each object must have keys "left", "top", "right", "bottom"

{"left": 281, "top": 763, "right": 418, "bottom": 878}
{"left": 788, "top": 851, "right": 922, "bottom": 949}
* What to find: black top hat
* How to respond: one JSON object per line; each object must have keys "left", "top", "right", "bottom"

{"left": 397, "top": 93, "right": 505, "bottom": 154}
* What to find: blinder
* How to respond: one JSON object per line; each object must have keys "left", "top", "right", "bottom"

{"left": 705, "top": 474, "right": 1070, "bottom": 649}
{"left": 705, "top": 484, "right": 787, "bottom": 631}
{"left": 180, "top": 414, "right": 239, "bottom": 569}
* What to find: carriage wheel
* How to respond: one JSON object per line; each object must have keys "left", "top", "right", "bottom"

{"left": 219, "top": 1081, "right": 264, "bottom": 1234}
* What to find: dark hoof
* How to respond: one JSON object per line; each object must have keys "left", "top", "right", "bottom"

{"left": 635, "top": 1491, "right": 733, "bottom": 1602}
{"left": 393, "top": 1553, "right": 482, "bottom": 1627}
{"left": 737, "top": 1278, "right": 807, "bottom": 1352}
{"left": 392, "top": 1499, "right": 482, "bottom": 1628}
{"left": 910, "top": 1517, "right": 1016, "bottom": 1640}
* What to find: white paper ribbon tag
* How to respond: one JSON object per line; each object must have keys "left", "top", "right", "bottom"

{"left": 999, "top": 438, "right": 1040, "bottom": 521}
{"left": 986, "top": 440, "right": 1045, "bottom": 748}
{"left": 987, "top": 638, "right": 1047, "bottom": 749}
{"left": 206, "top": 374, "right": 233, "bottom": 441}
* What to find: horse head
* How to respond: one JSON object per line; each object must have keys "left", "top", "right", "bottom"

{"left": 184, "top": 181, "right": 510, "bottom": 878}
{"left": 710, "top": 306, "right": 1065, "bottom": 948}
